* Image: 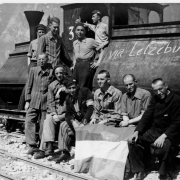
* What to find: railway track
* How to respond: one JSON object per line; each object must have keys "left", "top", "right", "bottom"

{"left": 0, "top": 131, "right": 96, "bottom": 180}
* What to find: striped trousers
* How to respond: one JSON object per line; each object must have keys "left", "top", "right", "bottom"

{"left": 58, "top": 121, "right": 75, "bottom": 151}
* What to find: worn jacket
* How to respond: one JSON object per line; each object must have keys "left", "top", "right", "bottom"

{"left": 25, "top": 65, "right": 53, "bottom": 110}
{"left": 136, "top": 91, "right": 180, "bottom": 142}
{"left": 47, "top": 80, "right": 67, "bottom": 116}
{"left": 92, "top": 85, "right": 122, "bottom": 122}
{"left": 65, "top": 87, "right": 94, "bottom": 124}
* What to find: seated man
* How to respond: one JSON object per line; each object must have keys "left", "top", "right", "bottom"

{"left": 128, "top": 78, "right": 180, "bottom": 180}
{"left": 90, "top": 70, "right": 122, "bottom": 125}
{"left": 49, "top": 77, "right": 94, "bottom": 163}
{"left": 34, "top": 65, "right": 67, "bottom": 159}
{"left": 120, "top": 74, "right": 151, "bottom": 127}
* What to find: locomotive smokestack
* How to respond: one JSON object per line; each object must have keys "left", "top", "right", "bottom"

{"left": 24, "top": 11, "right": 44, "bottom": 41}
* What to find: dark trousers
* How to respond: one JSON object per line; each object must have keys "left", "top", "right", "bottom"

{"left": 73, "top": 61, "right": 96, "bottom": 91}
{"left": 128, "top": 130, "right": 171, "bottom": 175}
{"left": 25, "top": 107, "right": 46, "bottom": 146}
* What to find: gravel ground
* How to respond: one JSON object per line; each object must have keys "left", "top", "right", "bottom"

{"left": 0, "top": 133, "right": 180, "bottom": 180}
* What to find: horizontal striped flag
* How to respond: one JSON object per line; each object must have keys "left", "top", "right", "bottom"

{"left": 74, "top": 124, "right": 135, "bottom": 180}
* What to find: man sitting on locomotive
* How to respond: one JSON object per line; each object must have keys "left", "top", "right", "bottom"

{"left": 90, "top": 70, "right": 122, "bottom": 126}
{"left": 25, "top": 53, "right": 53, "bottom": 155}
{"left": 120, "top": 74, "right": 151, "bottom": 127}
{"left": 48, "top": 77, "right": 94, "bottom": 163}
{"left": 72, "top": 22, "right": 98, "bottom": 90}
{"left": 33, "top": 65, "right": 68, "bottom": 159}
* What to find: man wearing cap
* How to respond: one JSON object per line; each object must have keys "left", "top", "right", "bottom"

{"left": 128, "top": 78, "right": 180, "bottom": 180}
{"left": 90, "top": 70, "right": 122, "bottom": 126}
{"left": 119, "top": 74, "right": 151, "bottom": 127}
{"left": 73, "top": 22, "right": 98, "bottom": 90}
{"left": 48, "top": 77, "right": 94, "bottom": 163}
{"left": 84, "top": 10, "right": 109, "bottom": 69}
{"left": 18, "top": 24, "right": 46, "bottom": 111}
{"left": 37, "top": 17, "right": 73, "bottom": 71}
{"left": 27, "top": 24, "right": 46, "bottom": 71}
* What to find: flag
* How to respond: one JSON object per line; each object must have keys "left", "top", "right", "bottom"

{"left": 74, "top": 124, "right": 135, "bottom": 180}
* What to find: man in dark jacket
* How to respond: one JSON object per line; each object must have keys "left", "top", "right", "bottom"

{"left": 49, "top": 76, "right": 94, "bottom": 163}
{"left": 128, "top": 78, "right": 180, "bottom": 180}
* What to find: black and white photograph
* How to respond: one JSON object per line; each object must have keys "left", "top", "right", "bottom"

{"left": 0, "top": 2, "right": 180, "bottom": 180}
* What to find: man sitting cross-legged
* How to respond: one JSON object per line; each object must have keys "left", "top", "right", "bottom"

{"left": 120, "top": 74, "right": 151, "bottom": 127}
{"left": 48, "top": 77, "right": 94, "bottom": 163}
{"left": 34, "top": 65, "right": 68, "bottom": 159}
{"left": 90, "top": 70, "right": 122, "bottom": 126}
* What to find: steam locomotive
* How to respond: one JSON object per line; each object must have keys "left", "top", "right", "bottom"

{"left": 0, "top": 3, "right": 180, "bottom": 132}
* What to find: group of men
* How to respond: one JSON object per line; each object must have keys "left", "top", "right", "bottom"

{"left": 23, "top": 9, "right": 180, "bottom": 180}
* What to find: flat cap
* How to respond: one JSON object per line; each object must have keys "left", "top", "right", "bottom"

{"left": 36, "top": 24, "right": 46, "bottom": 31}
{"left": 92, "top": 10, "right": 102, "bottom": 17}
{"left": 64, "top": 76, "right": 77, "bottom": 88}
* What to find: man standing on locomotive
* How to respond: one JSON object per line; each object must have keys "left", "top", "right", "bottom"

{"left": 36, "top": 17, "right": 73, "bottom": 72}
{"left": 84, "top": 10, "right": 109, "bottom": 69}
{"left": 25, "top": 53, "right": 53, "bottom": 155}
{"left": 73, "top": 22, "right": 98, "bottom": 90}
{"left": 27, "top": 24, "right": 46, "bottom": 71}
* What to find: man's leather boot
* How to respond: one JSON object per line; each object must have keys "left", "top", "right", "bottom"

{"left": 45, "top": 142, "right": 54, "bottom": 156}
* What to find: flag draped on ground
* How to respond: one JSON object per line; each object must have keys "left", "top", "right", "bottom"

{"left": 74, "top": 124, "right": 135, "bottom": 180}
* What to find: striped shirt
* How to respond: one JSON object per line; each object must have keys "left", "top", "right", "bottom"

{"left": 47, "top": 80, "right": 67, "bottom": 115}
{"left": 37, "top": 31, "right": 72, "bottom": 68}
{"left": 25, "top": 65, "right": 53, "bottom": 110}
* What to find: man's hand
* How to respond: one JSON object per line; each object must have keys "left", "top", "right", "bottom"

{"left": 153, "top": 134, "right": 166, "bottom": 148}
{"left": 53, "top": 114, "right": 59, "bottom": 122}
{"left": 55, "top": 87, "right": 66, "bottom": 99}
{"left": 90, "top": 118, "right": 97, "bottom": 125}
{"left": 119, "top": 121, "right": 129, "bottom": 127}
{"left": 90, "top": 62, "right": 99, "bottom": 69}
{"left": 25, "top": 102, "right": 30, "bottom": 111}
{"left": 128, "top": 131, "right": 139, "bottom": 143}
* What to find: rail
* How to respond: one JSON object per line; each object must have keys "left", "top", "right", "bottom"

{"left": 0, "top": 148, "right": 96, "bottom": 180}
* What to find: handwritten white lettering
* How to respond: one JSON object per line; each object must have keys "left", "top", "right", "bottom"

{"left": 129, "top": 42, "right": 138, "bottom": 57}
{"left": 108, "top": 40, "right": 180, "bottom": 60}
